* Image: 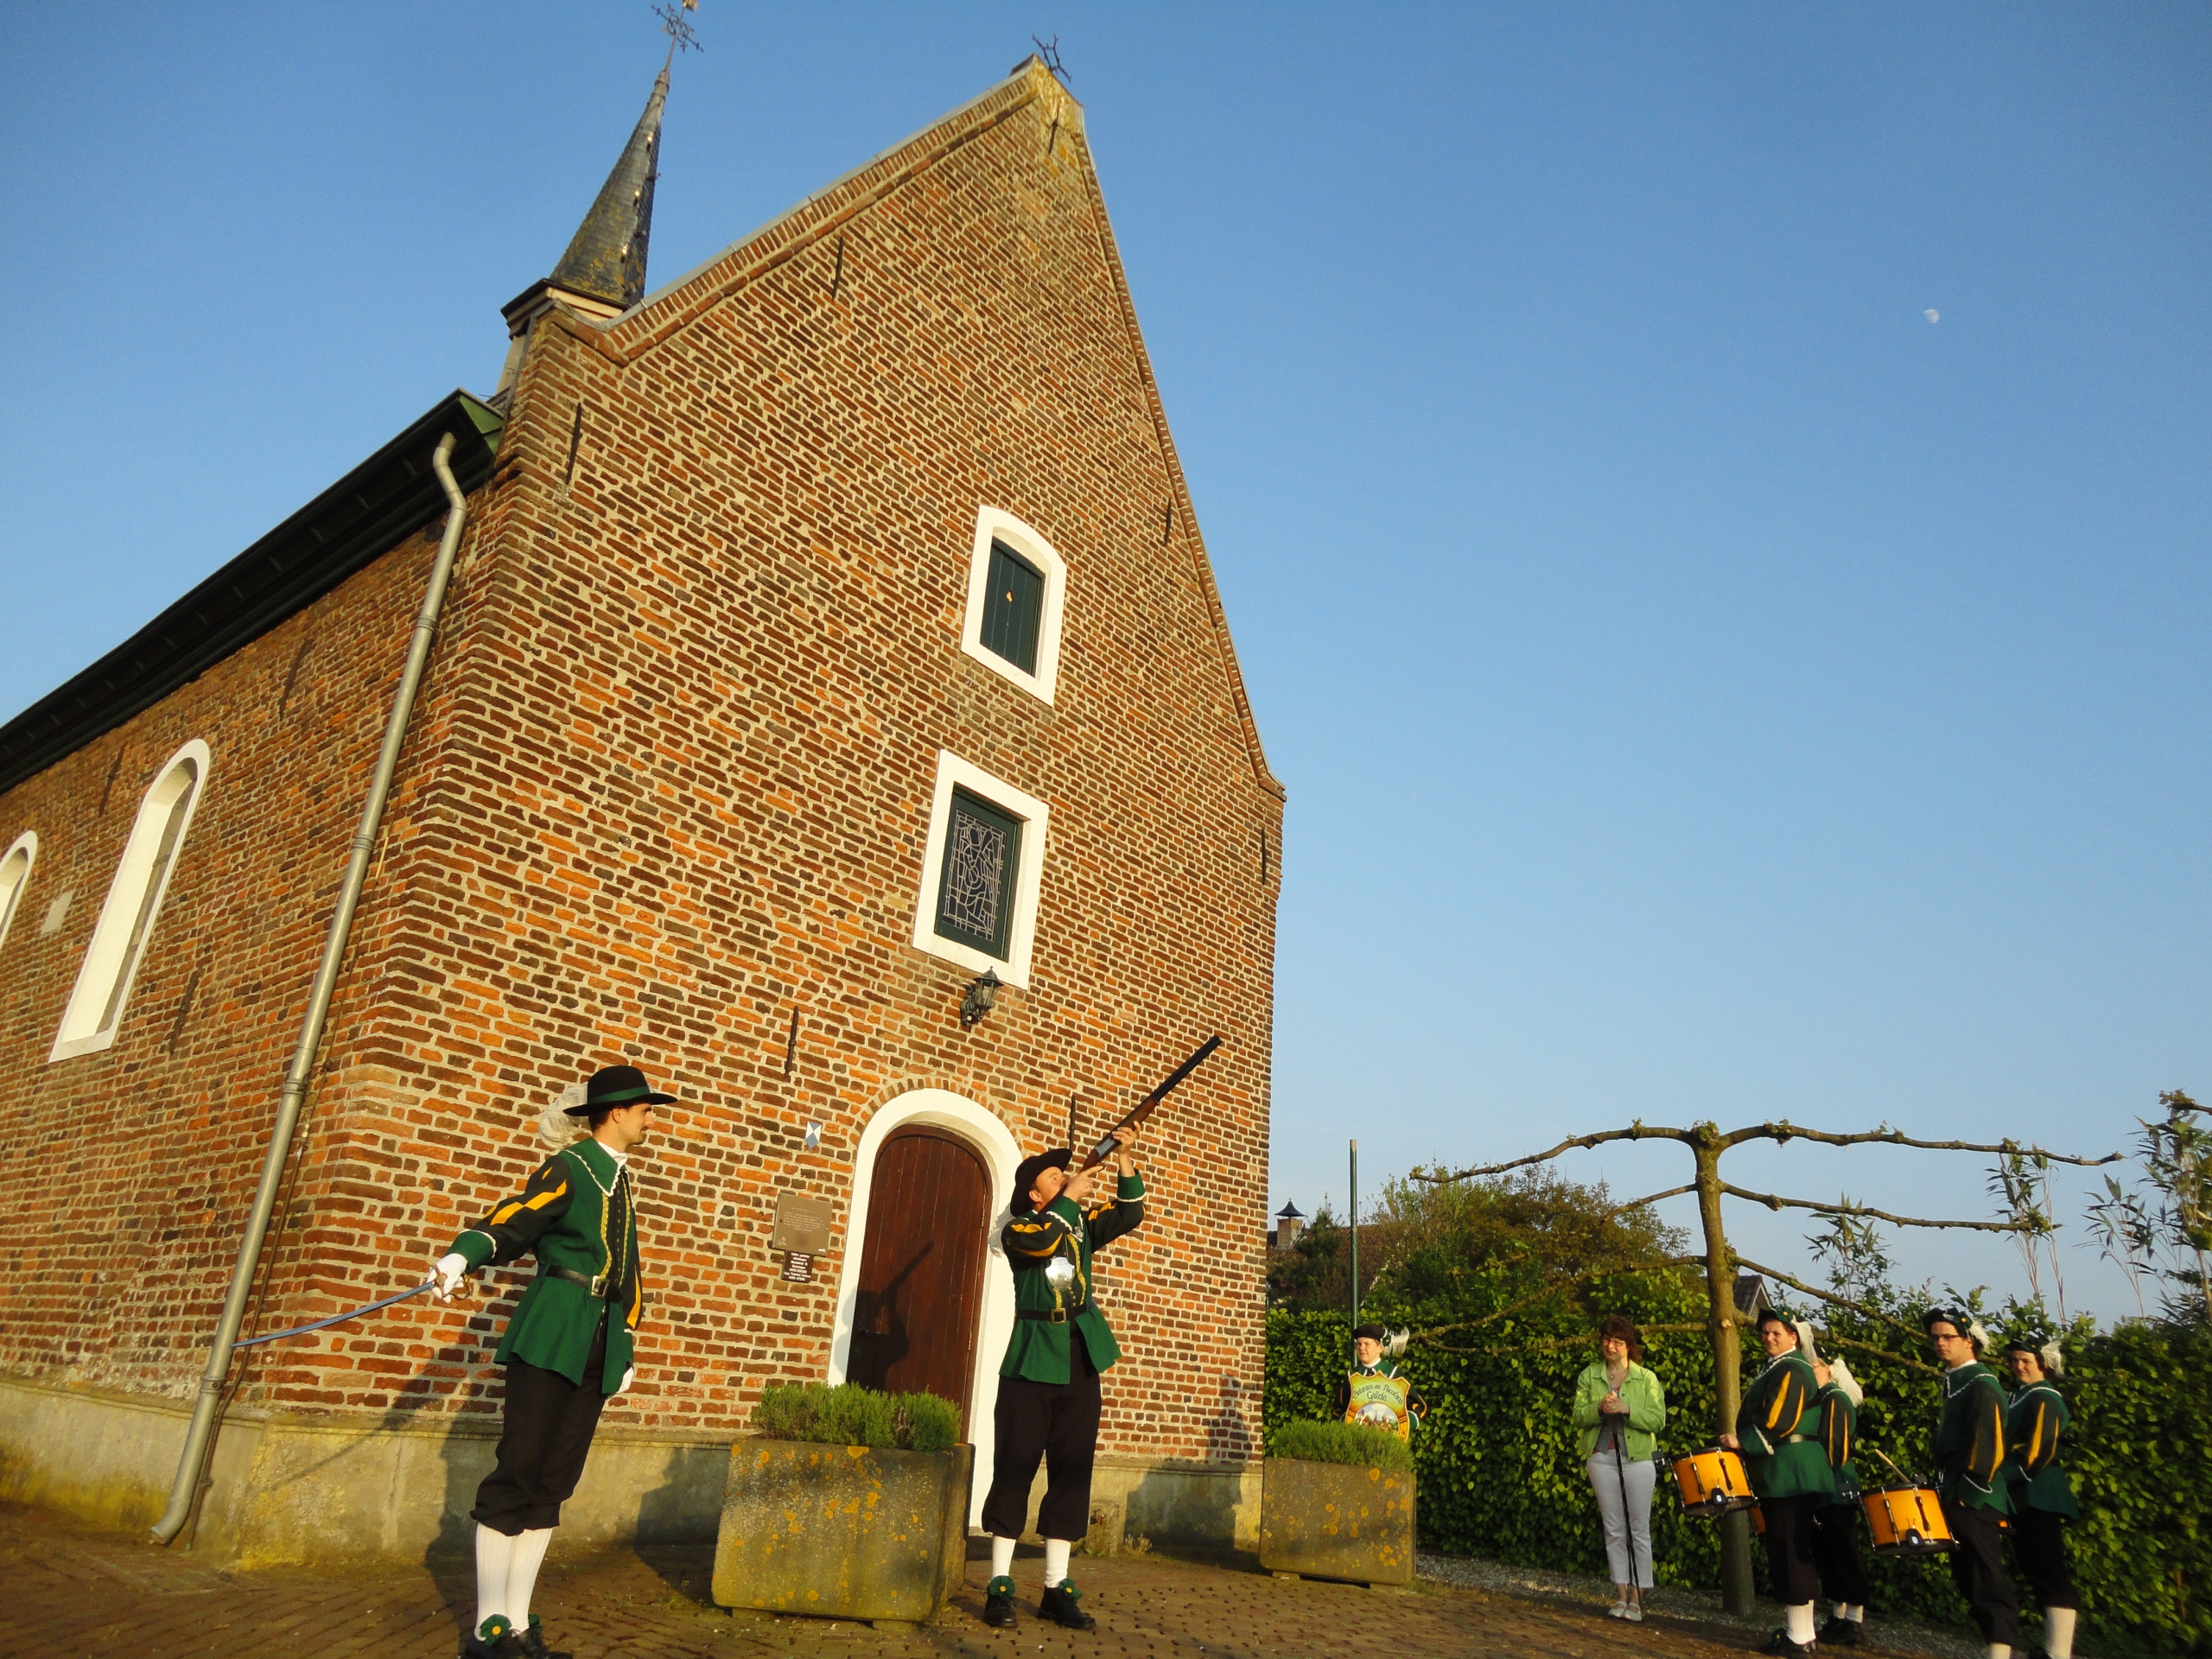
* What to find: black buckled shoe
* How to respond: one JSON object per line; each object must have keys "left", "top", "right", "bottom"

{"left": 1759, "top": 1631, "right": 1815, "bottom": 1656}
{"left": 1041, "top": 1581, "right": 1096, "bottom": 1631}
{"left": 1819, "top": 1618, "right": 1861, "bottom": 1648}
{"left": 982, "top": 1575, "right": 1018, "bottom": 1629}
{"left": 514, "top": 1618, "right": 572, "bottom": 1659}
{"left": 461, "top": 1618, "right": 530, "bottom": 1659}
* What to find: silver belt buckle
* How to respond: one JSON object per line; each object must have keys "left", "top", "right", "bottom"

{"left": 589, "top": 1272, "right": 608, "bottom": 1297}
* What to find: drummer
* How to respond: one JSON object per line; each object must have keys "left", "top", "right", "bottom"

{"left": 1720, "top": 1309, "right": 1834, "bottom": 1656}
{"left": 1806, "top": 1331, "right": 1871, "bottom": 1649}
{"left": 2003, "top": 1332, "right": 2079, "bottom": 1659}
{"left": 1925, "top": 1308, "right": 2021, "bottom": 1659}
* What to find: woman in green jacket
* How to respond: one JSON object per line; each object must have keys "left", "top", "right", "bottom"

{"left": 1572, "top": 1314, "right": 1668, "bottom": 1620}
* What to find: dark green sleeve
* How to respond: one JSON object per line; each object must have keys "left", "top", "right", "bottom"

{"left": 451, "top": 1155, "right": 575, "bottom": 1269}
{"left": 1084, "top": 1172, "right": 1147, "bottom": 1250}
{"left": 1962, "top": 1374, "right": 2007, "bottom": 1494}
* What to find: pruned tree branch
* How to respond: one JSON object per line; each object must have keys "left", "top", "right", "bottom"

{"left": 1719, "top": 1183, "right": 2029, "bottom": 1233}
{"left": 1413, "top": 1258, "right": 1693, "bottom": 1343}
{"left": 1416, "top": 1123, "right": 1686, "bottom": 1185}
{"left": 1718, "top": 1122, "right": 2118, "bottom": 1166}
{"left": 1609, "top": 1184, "right": 1696, "bottom": 1217}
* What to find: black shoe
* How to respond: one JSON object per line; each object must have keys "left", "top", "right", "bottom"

{"left": 461, "top": 1619, "right": 530, "bottom": 1659}
{"left": 1041, "top": 1582, "right": 1096, "bottom": 1631}
{"left": 514, "top": 1618, "right": 572, "bottom": 1659}
{"left": 1759, "top": 1631, "right": 1815, "bottom": 1656}
{"left": 982, "top": 1575, "right": 1018, "bottom": 1629}
{"left": 1819, "top": 1618, "right": 1861, "bottom": 1647}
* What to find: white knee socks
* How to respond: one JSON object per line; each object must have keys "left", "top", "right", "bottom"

{"left": 990, "top": 1535, "right": 1016, "bottom": 1580}
{"left": 1784, "top": 1604, "right": 1816, "bottom": 1645}
{"left": 1988, "top": 1645, "right": 2012, "bottom": 1659}
{"left": 2044, "top": 1609, "right": 2076, "bottom": 1659}
{"left": 1043, "top": 1538, "right": 1071, "bottom": 1588}
{"left": 507, "top": 1528, "right": 554, "bottom": 1631}
{"left": 474, "top": 1524, "right": 516, "bottom": 1634}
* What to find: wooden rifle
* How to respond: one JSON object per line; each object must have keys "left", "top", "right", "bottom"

{"left": 1077, "top": 1034, "right": 1224, "bottom": 1169}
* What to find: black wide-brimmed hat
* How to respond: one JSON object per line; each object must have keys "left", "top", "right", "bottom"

{"left": 1013, "top": 1147, "right": 1072, "bottom": 1207}
{"left": 563, "top": 1064, "right": 678, "bottom": 1116}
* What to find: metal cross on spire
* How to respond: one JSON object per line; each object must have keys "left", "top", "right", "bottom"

{"left": 653, "top": 0, "right": 702, "bottom": 61}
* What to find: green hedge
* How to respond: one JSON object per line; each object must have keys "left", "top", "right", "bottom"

{"left": 750, "top": 1382, "right": 961, "bottom": 1452}
{"left": 1268, "top": 1294, "right": 2212, "bottom": 1656}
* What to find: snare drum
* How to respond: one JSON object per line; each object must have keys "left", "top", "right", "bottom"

{"left": 1672, "top": 1446, "right": 1758, "bottom": 1516}
{"left": 1861, "top": 1486, "right": 1955, "bottom": 1556}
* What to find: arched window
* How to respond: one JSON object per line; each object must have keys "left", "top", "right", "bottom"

{"left": 0, "top": 831, "right": 36, "bottom": 957}
{"left": 51, "top": 740, "right": 210, "bottom": 1062}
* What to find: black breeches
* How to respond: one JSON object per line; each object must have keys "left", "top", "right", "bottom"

{"left": 981, "top": 1334, "right": 1102, "bottom": 1543}
{"left": 472, "top": 1319, "right": 610, "bottom": 1535}
{"left": 1810, "top": 1503, "right": 1870, "bottom": 1605}
{"left": 1941, "top": 1497, "right": 2021, "bottom": 1647}
{"left": 1758, "top": 1492, "right": 1823, "bottom": 1606}
{"left": 2010, "top": 1506, "right": 2076, "bottom": 1610}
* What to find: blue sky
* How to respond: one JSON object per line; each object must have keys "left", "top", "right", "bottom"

{"left": 3, "top": 5, "right": 2206, "bottom": 1321}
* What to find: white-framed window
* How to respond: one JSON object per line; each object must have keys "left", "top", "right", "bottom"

{"left": 910, "top": 750, "right": 1050, "bottom": 989}
{"left": 51, "top": 739, "right": 211, "bottom": 1062}
{"left": 959, "top": 505, "right": 1067, "bottom": 704}
{"left": 0, "top": 831, "right": 36, "bottom": 956}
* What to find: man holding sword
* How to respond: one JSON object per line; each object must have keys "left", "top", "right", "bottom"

{"left": 978, "top": 1122, "right": 1147, "bottom": 1633}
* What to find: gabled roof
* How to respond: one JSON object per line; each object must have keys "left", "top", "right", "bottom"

{"left": 537, "top": 58, "right": 1285, "bottom": 803}
{"left": 0, "top": 393, "right": 504, "bottom": 797}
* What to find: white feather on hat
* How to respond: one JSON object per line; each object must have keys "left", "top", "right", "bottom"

{"left": 1967, "top": 1316, "right": 1993, "bottom": 1353}
{"left": 1793, "top": 1319, "right": 1821, "bottom": 1362}
{"left": 2039, "top": 1338, "right": 2065, "bottom": 1376}
{"left": 1387, "top": 1326, "right": 1410, "bottom": 1359}
{"left": 1827, "top": 1353, "right": 1865, "bottom": 1407}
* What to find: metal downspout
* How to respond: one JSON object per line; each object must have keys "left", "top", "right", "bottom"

{"left": 149, "top": 433, "right": 472, "bottom": 1546}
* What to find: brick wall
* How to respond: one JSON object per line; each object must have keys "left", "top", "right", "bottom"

{"left": 0, "top": 63, "right": 1281, "bottom": 1475}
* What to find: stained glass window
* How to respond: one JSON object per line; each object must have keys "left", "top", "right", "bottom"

{"left": 934, "top": 789, "right": 1022, "bottom": 959}
{"left": 977, "top": 540, "right": 1045, "bottom": 675}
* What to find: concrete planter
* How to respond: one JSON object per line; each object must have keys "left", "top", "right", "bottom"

{"left": 1257, "top": 1456, "right": 1415, "bottom": 1586}
{"left": 711, "top": 1440, "right": 974, "bottom": 1624}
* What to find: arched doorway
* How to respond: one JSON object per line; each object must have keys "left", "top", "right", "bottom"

{"left": 845, "top": 1125, "right": 992, "bottom": 1432}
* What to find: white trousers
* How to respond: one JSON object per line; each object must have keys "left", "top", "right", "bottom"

{"left": 1586, "top": 1451, "right": 1656, "bottom": 1589}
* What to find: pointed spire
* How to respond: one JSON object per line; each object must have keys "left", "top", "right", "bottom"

{"left": 550, "top": 64, "right": 670, "bottom": 310}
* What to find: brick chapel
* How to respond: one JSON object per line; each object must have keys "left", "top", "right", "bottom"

{"left": 0, "top": 56, "right": 1282, "bottom": 1563}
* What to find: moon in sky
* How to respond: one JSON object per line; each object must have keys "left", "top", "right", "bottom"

{"left": 1924, "top": 308, "right": 1941, "bottom": 323}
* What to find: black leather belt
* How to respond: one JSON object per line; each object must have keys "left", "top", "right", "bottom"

{"left": 541, "top": 1266, "right": 609, "bottom": 1298}
{"left": 1017, "top": 1305, "right": 1090, "bottom": 1324}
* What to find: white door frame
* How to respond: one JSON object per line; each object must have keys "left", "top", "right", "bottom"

{"left": 827, "top": 1088, "right": 1021, "bottom": 1526}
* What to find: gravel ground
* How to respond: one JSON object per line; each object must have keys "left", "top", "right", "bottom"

{"left": 1414, "top": 1552, "right": 2005, "bottom": 1659}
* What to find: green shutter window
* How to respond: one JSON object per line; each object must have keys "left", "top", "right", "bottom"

{"left": 934, "top": 789, "right": 1022, "bottom": 959}
{"left": 977, "top": 540, "right": 1045, "bottom": 674}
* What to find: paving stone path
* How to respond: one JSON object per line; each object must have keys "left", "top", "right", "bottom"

{"left": 12, "top": 1502, "right": 1924, "bottom": 1659}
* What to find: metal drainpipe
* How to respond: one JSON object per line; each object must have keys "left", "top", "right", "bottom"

{"left": 149, "top": 433, "right": 472, "bottom": 1546}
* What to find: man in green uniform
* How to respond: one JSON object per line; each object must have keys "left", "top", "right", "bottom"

{"left": 1807, "top": 1335, "right": 1871, "bottom": 1648}
{"left": 2004, "top": 1332, "right": 2079, "bottom": 1659}
{"left": 1329, "top": 1323, "right": 1427, "bottom": 1438}
{"left": 978, "top": 1126, "right": 1145, "bottom": 1633}
{"left": 430, "top": 1064, "right": 671, "bottom": 1659}
{"left": 1926, "top": 1308, "right": 2020, "bottom": 1659}
{"left": 1720, "top": 1309, "right": 1834, "bottom": 1656}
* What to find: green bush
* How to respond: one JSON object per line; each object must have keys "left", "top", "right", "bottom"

{"left": 1266, "top": 1417, "right": 1415, "bottom": 1471}
{"left": 749, "top": 1382, "right": 961, "bottom": 1452}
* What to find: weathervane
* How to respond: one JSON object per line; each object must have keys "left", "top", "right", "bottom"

{"left": 653, "top": 0, "right": 702, "bottom": 59}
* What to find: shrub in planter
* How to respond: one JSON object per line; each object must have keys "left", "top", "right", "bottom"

{"left": 712, "top": 1382, "right": 972, "bottom": 1624}
{"left": 1260, "top": 1421, "right": 1416, "bottom": 1586}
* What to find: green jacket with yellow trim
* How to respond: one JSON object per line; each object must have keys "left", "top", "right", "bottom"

{"left": 1935, "top": 1361, "right": 2012, "bottom": 1514}
{"left": 1736, "top": 1351, "right": 1836, "bottom": 1502}
{"left": 997, "top": 1171, "right": 1146, "bottom": 1383}
{"left": 1815, "top": 1382, "right": 1860, "bottom": 1506}
{"left": 2005, "top": 1380, "right": 2077, "bottom": 1518}
{"left": 447, "top": 1137, "right": 642, "bottom": 1394}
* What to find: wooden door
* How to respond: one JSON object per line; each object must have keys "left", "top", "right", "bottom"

{"left": 846, "top": 1126, "right": 991, "bottom": 1431}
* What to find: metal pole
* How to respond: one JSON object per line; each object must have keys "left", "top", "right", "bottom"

{"left": 1350, "top": 1138, "right": 1360, "bottom": 1332}
{"left": 149, "top": 435, "right": 471, "bottom": 1546}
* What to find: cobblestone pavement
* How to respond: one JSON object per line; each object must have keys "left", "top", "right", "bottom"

{"left": 14, "top": 1503, "right": 1928, "bottom": 1659}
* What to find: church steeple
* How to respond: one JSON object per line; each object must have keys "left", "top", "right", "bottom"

{"left": 550, "top": 63, "right": 669, "bottom": 310}
{"left": 495, "top": 65, "right": 672, "bottom": 391}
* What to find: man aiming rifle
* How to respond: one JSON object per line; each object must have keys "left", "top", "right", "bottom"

{"left": 977, "top": 1037, "right": 1219, "bottom": 1633}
